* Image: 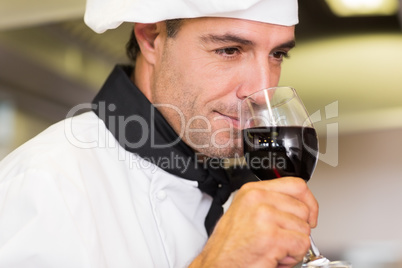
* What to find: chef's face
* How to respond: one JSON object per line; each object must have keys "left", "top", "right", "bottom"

{"left": 149, "top": 17, "right": 295, "bottom": 158}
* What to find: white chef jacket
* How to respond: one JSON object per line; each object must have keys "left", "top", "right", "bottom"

{"left": 0, "top": 111, "right": 213, "bottom": 268}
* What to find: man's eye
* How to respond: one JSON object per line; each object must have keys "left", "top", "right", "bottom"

{"left": 215, "top": 47, "right": 240, "bottom": 57}
{"left": 271, "top": 51, "right": 289, "bottom": 60}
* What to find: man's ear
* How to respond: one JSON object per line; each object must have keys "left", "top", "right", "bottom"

{"left": 134, "top": 22, "right": 164, "bottom": 65}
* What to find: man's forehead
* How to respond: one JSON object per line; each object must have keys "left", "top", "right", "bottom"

{"left": 180, "top": 17, "right": 295, "bottom": 44}
{"left": 85, "top": 0, "right": 298, "bottom": 34}
{"left": 182, "top": 17, "right": 295, "bottom": 33}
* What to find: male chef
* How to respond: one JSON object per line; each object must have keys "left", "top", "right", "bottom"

{"left": 0, "top": 0, "right": 318, "bottom": 267}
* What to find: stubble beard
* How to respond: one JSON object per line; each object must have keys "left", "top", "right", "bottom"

{"left": 186, "top": 123, "right": 243, "bottom": 159}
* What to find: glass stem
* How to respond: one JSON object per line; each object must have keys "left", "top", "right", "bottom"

{"left": 302, "top": 235, "right": 327, "bottom": 266}
{"left": 309, "top": 235, "right": 321, "bottom": 257}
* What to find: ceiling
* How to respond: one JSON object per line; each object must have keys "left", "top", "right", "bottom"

{"left": 0, "top": 0, "right": 402, "bottom": 135}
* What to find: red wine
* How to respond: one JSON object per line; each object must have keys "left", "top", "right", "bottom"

{"left": 243, "top": 126, "right": 318, "bottom": 182}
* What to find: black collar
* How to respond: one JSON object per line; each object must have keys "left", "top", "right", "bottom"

{"left": 92, "top": 65, "right": 236, "bottom": 235}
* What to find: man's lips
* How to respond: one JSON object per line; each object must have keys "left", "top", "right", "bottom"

{"left": 214, "top": 111, "right": 240, "bottom": 128}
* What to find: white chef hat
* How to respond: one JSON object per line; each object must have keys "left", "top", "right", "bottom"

{"left": 84, "top": 0, "right": 298, "bottom": 33}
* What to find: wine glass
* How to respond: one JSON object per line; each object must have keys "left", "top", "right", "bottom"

{"left": 240, "top": 87, "right": 329, "bottom": 267}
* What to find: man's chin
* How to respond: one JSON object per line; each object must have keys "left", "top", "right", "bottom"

{"left": 197, "top": 146, "right": 243, "bottom": 159}
{"left": 184, "top": 135, "right": 243, "bottom": 159}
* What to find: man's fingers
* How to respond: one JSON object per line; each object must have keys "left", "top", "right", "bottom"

{"left": 263, "top": 191, "right": 311, "bottom": 223}
{"left": 239, "top": 177, "right": 319, "bottom": 227}
{"left": 281, "top": 229, "right": 311, "bottom": 261}
{"left": 268, "top": 228, "right": 310, "bottom": 267}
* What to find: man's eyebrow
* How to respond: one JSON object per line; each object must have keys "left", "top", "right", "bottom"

{"left": 199, "top": 34, "right": 254, "bottom": 46}
{"left": 200, "top": 34, "right": 296, "bottom": 50}
{"left": 274, "top": 40, "right": 296, "bottom": 50}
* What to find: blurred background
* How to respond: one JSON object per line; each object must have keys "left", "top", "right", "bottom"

{"left": 1, "top": 0, "right": 402, "bottom": 267}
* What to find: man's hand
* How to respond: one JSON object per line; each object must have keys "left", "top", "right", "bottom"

{"left": 190, "top": 177, "right": 319, "bottom": 268}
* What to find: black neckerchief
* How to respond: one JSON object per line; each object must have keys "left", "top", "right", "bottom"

{"left": 92, "top": 65, "right": 236, "bottom": 235}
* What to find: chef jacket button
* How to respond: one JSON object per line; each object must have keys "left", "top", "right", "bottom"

{"left": 156, "top": 190, "right": 167, "bottom": 201}
{"left": 218, "top": 184, "right": 222, "bottom": 188}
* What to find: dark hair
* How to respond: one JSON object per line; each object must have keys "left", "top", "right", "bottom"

{"left": 126, "top": 19, "right": 183, "bottom": 62}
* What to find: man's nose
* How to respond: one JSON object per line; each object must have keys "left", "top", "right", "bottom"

{"left": 236, "top": 62, "right": 275, "bottom": 100}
